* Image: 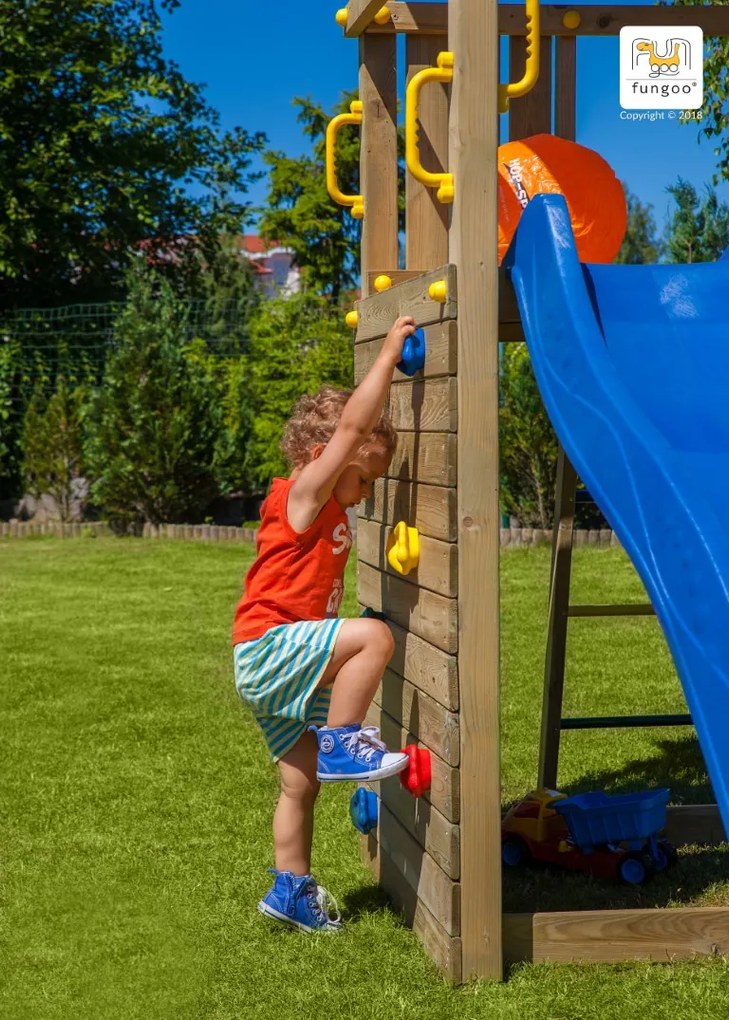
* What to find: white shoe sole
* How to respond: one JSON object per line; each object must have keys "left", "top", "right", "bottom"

{"left": 317, "top": 755, "right": 409, "bottom": 782}
{"left": 257, "top": 900, "right": 341, "bottom": 933}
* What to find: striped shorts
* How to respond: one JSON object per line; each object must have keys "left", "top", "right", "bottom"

{"left": 233, "top": 618, "right": 345, "bottom": 762}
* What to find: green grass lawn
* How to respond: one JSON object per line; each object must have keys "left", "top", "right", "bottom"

{"left": 2, "top": 536, "right": 728, "bottom": 1019}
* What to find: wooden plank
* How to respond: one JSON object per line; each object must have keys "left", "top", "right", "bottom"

{"left": 387, "top": 430, "right": 457, "bottom": 487}
{"left": 386, "top": 620, "right": 459, "bottom": 711}
{"left": 449, "top": 0, "right": 502, "bottom": 983}
{"left": 554, "top": 35, "right": 576, "bottom": 141}
{"left": 371, "top": 4, "right": 729, "bottom": 38}
{"left": 366, "top": 270, "right": 423, "bottom": 290}
{"left": 355, "top": 265, "right": 457, "bottom": 341}
{"left": 367, "top": 778, "right": 461, "bottom": 879}
{"left": 538, "top": 451, "right": 578, "bottom": 789}
{"left": 362, "top": 837, "right": 462, "bottom": 979}
{"left": 359, "top": 33, "right": 399, "bottom": 296}
{"left": 344, "top": 0, "right": 391, "bottom": 36}
{"left": 388, "top": 377, "right": 457, "bottom": 433}
{"left": 666, "top": 804, "right": 726, "bottom": 847}
{"left": 357, "top": 518, "right": 458, "bottom": 598}
{"left": 363, "top": 478, "right": 457, "bottom": 542}
{"left": 355, "top": 321, "right": 458, "bottom": 382}
{"left": 508, "top": 36, "right": 552, "bottom": 139}
{"left": 376, "top": 667, "right": 459, "bottom": 764}
{"left": 358, "top": 561, "right": 458, "bottom": 654}
{"left": 503, "top": 908, "right": 729, "bottom": 965}
{"left": 374, "top": 803, "right": 460, "bottom": 935}
{"left": 364, "top": 700, "right": 460, "bottom": 821}
{"left": 406, "top": 34, "right": 450, "bottom": 272}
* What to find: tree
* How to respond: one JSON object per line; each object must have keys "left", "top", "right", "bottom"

{"left": 499, "top": 343, "right": 559, "bottom": 529}
{"left": 259, "top": 95, "right": 362, "bottom": 303}
{"left": 664, "top": 178, "right": 729, "bottom": 263}
{"left": 246, "top": 294, "right": 354, "bottom": 488}
{"left": 0, "top": 0, "right": 265, "bottom": 309}
{"left": 84, "top": 262, "right": 223, "bottom": 530}
{"left": 260, "top": 95, "right": 405, "bottom": 303}
{"left": 615, "top": 186, "right": 662, "bottom": 264}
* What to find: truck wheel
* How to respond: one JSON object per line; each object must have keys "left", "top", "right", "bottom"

{"left": 653, "top": 840, "right": 678, "bottom": 871}
{"left": 502, "top": 837, "right": 528, "bottom": 867}
{"left": 619, "top": 852, "right": 655, "bottom": 885}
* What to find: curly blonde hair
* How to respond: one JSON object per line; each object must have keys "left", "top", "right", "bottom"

{"left": 281, "top": 385, "right": 397, "bottom": 470}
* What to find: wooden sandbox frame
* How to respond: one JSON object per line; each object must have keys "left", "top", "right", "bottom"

{"left": 336, "top": 0, "right": 729, "bottom": 982}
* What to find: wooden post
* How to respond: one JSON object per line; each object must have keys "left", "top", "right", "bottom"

{"left": 449, "top": 0, "right": 502, "bottom": 981}
{"left": 507, "top": 36, "right": 552, "bottom": 139}
{"left": 359, "top": 32, "right": 399, "bottom": 295}
{"left": 406, "top": 34, "right": 450, "bottom": 271}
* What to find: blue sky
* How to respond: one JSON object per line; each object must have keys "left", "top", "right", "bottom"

{"left": 160, "top": 1, "right": 729, "bottom": 236}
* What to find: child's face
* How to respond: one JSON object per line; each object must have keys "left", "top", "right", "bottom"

{"left": 333, "top": 445, "right": 391, "bottom": 510}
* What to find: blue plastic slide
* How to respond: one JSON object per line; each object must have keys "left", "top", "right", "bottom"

{"left": 505, "top": 194, "right": 729, "bottom": 835}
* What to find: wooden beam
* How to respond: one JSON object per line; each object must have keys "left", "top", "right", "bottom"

{"left": 368, "top": 3, "right": 729, "bottom": 38}
{"left": 367, "top": 776, "right": 461, "bottom": 879}
{"left": 449, "top": 0, "right": 502, "bottom": 983}
{"left": 554, "top": 35, "right": 576, "bottom": 141}
{"left": 358, "top": 561, "right": 458, "bottom": 653}
{"left": 355, "top": 265, "right": 457, "bottom": 341}
{"left": 665, "top": 804, "right": 726, "bottom": 847}
{"left": 362, "top": 836, "right": 463, "bottom": 979}
{"left": 344, "top": 0, "right": 392, "bottom": 37}
{"left": 508, "top": 36, "right": 552, "bottom": 139}
{"left": 355, "top": 321, "right": 458, "bottom": 382}
{"left": 384, "top": 619, "right": 460, "bottom": 711}
{"left": 503, "top": 907, "right": 729, "bottom": 965}
{"left": 365, "top": 701, "right": 460, "bottom": 820}
{"left": 386, "top": 431, "right": 458, "bottom": 487}
{"left": 388, "top": 377, "right": 457, "bottom": 432}
{"left": 363, "top": 478, "right": 458, "bottom": 542}
{"left": 406, "top": 33, "right": 450, "bottom": 271}
{"left": 359, "top": 33, "right": 399, "bottom": 296}
{"left": 376, "top": 667, "right": 461, "bottom": 764}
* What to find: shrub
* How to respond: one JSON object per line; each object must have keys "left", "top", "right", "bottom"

{"left": 85, "top": 265, "right": 223, "bottom": 532}
{"left": 499, "top": 342, "right": 558, "bottom": 528}
{"left": 22, "top": 373, "right": 89, "bottom": 521}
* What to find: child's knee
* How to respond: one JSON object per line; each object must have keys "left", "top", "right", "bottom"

{"left": 281, "top": 770, "right": 320, "bottom": 807}
{"left": 367, "top": 619, "right": 394, "bottom": 663}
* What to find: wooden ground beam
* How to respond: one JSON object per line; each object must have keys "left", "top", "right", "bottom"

{"left": 503, "top": 907, "right": 729, "bottom": 965}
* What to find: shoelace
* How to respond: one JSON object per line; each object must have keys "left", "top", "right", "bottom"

{"left": 342, "top": 725, "right": 386, "bottom": 763}
{"left": 315, "top": 884, "right": 342, "bottom": 927}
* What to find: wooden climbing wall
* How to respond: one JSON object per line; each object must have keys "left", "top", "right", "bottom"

{"left": 354, "top": 265, "right": 462, "bottom": 979}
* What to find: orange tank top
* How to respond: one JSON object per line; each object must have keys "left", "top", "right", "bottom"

{"left": 231, "top": 477, "right": 353, "bottom": 644}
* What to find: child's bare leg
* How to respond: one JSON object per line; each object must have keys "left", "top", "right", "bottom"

{"left": 318, "top": 618, "right": 394, "bottom": 726}
{"left": 273, "top": 730, "right": 320, "bottom": 875}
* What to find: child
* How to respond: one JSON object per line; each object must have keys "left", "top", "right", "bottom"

{"left": 232, "top": 314, "right": 416, "bottom": 934}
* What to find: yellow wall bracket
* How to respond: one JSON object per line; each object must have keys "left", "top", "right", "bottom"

{"left": 326, "top": 100, "right": 364, "bottom": 219}
{"left": 498, "top": 0, "right": 540, "bottom": 113}
{"left": 405, "top": 52, "right": 454, "bottom": 205}
{"left": 387, "top": 521, "right": 420, "bottom": 576}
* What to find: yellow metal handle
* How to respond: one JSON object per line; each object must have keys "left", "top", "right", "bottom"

{"left": 386, "top": 521, "right": 420, "bottom": 576}
{"left": 326, "top": 100, "right": 364, "bottom": 219}
{"left": 498, "top": 0, "right": 540, "bottom": 113}
{"left": 405, "top": 52, "right": 454, "bottom": 205}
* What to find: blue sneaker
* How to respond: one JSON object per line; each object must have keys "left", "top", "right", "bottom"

{"left": 258, "top": 869, "right": 342, "bottom": 933}
{"left": 310, "top": 724, "right": 409, "bottom": 782}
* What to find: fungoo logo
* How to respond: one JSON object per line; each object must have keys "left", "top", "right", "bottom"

{"left": 620, "top": 26, "right": 703, "bottom": 109}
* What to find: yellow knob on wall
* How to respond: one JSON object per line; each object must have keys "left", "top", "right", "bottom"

{"left": 374, "top": 275, "right": 393, "bottom": 292}
{"left": 335, "top": 8, "right": 348, "bottom": 27}
{"left": 428, "top": 280, "right": 447, "bottom": 303}
{"left": 345, "top": 309, "right": 359, "bottom": 328}
{"left": 386, "top": 521, "right": 420, "bottom": 576}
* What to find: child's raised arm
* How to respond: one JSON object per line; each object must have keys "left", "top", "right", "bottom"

{"left": 288, "top": 315, "right": 415, "bottom": 529}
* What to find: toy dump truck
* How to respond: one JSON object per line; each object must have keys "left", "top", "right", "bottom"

{"left": 501, "top": 787, "right": 677, "bottom": 884}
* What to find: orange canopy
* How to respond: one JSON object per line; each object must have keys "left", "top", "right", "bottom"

{"left": 498, "top": 134, "right": 627, "bottom": 264}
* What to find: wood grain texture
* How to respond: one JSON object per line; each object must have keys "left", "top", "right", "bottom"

{"left": 344, "top": 0, "right": 391, "bottom": 36}
{"left": 366, "top": 777, "right": 461, "bottom": 879}
{"left": 381, "top": 620, "right": 459, "bottom": 711}
{"left": 376, "top": 667, "right": 460, "bottom": 765}
{"left": 362, "top": 478, "right": 457, "bottom": 542}
{"left": 355, "top": 265, "right": 457, "bottom": 341}
{"left": 386, "top": 431, "right": 458, "bottom": 487}
{"left": 357, "top": 517, "right": 458, "bottom": 598}
{"left": 359, "top": 33, "right": 398, "bottom": 293}
{"left": 362, "top": 837, "right": 463, "bottom": 979}
{"left": 508, "top": 36, "right": 553, "bottom": 139}
{"left": 405, "top": 33, "right": 450, "bottom": 271}
{"left": 355, "top": 321, "right": 458, "bottom": 382}
{"left": 388, "top": 377, "right": 458, "bottom": 433}
{"left": 364, "top": 700, "right": 460, "bottom": 821}
{"left": 503, "top": 908, "right": 729, "bottom": 965}
{"left": 358, "top": 561, "right": 458, "bottom": 653}
{"left": 449, "top": 0, "right": 502, "bottom": 981}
